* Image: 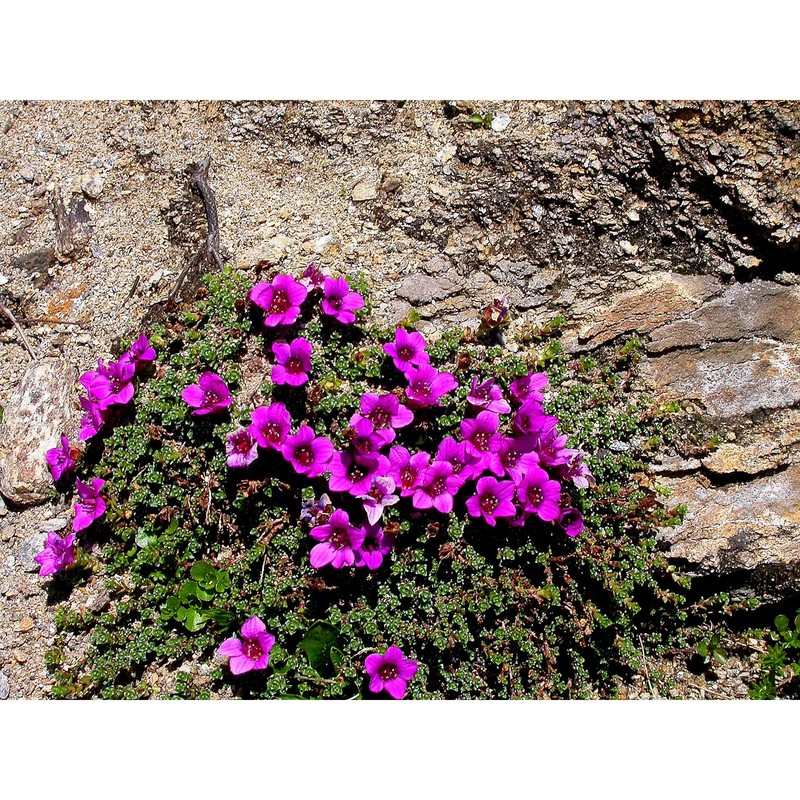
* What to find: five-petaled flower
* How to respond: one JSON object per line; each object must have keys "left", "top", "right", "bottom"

{"left": 272, "top": 337, "right": 313, "bottom": 386}
{"left": 250, "top": 274, "right": 308, "bottom": 327}
{"left": 226, "top": 427, "right": 259, "bottom": 468}
{"left": 182, "top": 372, "right": 232, "bottom": 416}
{"left": 34, "top": 531, "right": 77, "bottom": 577}
{"left": 309, "top": 508, "right": 365, "bottom": 569}
{"left": 73, "top": 477, "right": 106, "bottom": 532}
{"left": 217, "top": 617, "right": 276, "bottom": 675}
{"left": 46, "top": 435, "right": 77, "bottom": 483}
{"left": 320, "top": 276, "right": 365, "bottom": 324}
{"left": 364, "top": 646, "right": 419, "bottom": 699}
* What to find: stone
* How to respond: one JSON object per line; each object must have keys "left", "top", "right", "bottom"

{"left": 80, "top": 171, "right": 105, "bottom": 200}
{"left": 0, "top": 358, "right": 79, "bottom": 505}
{"left": 37, "top": 518, "right": 68, "bottom": 532}
{"left": 17, "top": 618, "right": 34, "bottom": 633}
{"left": 648, "top": 281, "right": 800, "bottom": 354}
{"left": 0, "top": 673, "right": 9, "bottom": 700}
{"left": 19, "top": 167, "right": 35, "bottom": 183}
{"left": 352, "top": 181, "right": 377, "bottom": 202}
{"left": 13, "top": 650, "right": 27, "bottom": 664}
{"left": 659, "top": 464, "right": 800, "bottom": 587}
{"left": 648, "top": 339, "right": 800, "bottom": 420}
{"left": 569, "top": 272, "right": 721, "bottom": 351}
{"left": 491, "top": 114, "right": 511, "bottom": 132}
{"left": 16, "top": 533, "right": 45, "bottom": 572}
{"left": 396, "top": 273, "right": 460, "bottom": 305}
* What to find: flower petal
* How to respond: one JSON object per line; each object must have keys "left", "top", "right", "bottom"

{"left": 240, "top": 616, "right": 266, "bottom": 639}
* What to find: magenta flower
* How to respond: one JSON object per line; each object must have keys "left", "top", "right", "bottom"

{"left": 364, "top": 646, "right": 418, "bottom": 700}
{"left": 328, "top": 451, "right": 389, "bottom": 496}
{"left": 73, "top": 477, "right": 106, "bottom": 532}
{"left": 282, "top": 425, "right": 334, "bottom": 478}
{"left": 300, "top": 493, "right": 333, "bottom": 527}
{"left": 467, "top": 376, "right": 511, "bottom": 415}
{"left": 357, "top": 475, "right": 399, "bottom": 525}
{"left": 466, "top": 476, "right": 517, "bottom": 527}
{"left": 226, "top": 427, "right": 259, "bottom": 468}
{"left": 250, "top": 274, "right": 308, "bottom": 327}
{"left": 272, "top": 337, "right": 312, "bottom": 386}
{"left": 556, "top": 449, "right": 594, "bottom": 489}
{"left": 309, "top": 508, "right": 366, "bottom": 569}
{"left": 404, "top": 363, "right": 458, "bottom": 408}
{"left": 435, "top": 437, "right": 482, "bottom": 485}
{"left": 383, "top": 328, "right": 430, "bottom": 373}
{"left": 388, "top": 446, "right": 430, "bottom": 497}
{"left": 299, "top": 261, "right": 327, "bottom": 289}
{"left": 412, "top": 461, "right": 460, "bottom": 513}
{"left": 91, "top": 359, "right": 137, "bottom": 410}
{"left": 78, "top": 395, "right": 108, "bottom": 441}
{"left": 513, "top": 403, "right": 552, "bottom": 437}
{"left": 34, "top": 531, "right": 77, "bottom": 577}
{"left": 354, "top": 522, "right": 395, "bottom": 570}
{"left": 250, "top": 402, "right": 291, "bottom": 450}
{"left": 120, "top": 334, "right": 157, "bottom": 371}
{"left": 515, "top": 466, "right": 562, "bottom": 522}
{"left": 320, "top": 276, "right": 365, "bottom": 324}
{"left": 509, "top": 370, "right": 548, "bottom": 405}
{"left": 217, "top": 616, "right": 276, "bottom": 676}
{"left": 559, "top": 507, "right": 585, "bottom": 537}
{"left": 487, "top": 436, "right": 538, "bottom": 481}
{"left": 348, "top": 418, "right": 385, "bottom": 459}
{"left": 531, "top": 423, "right": 570, "bottom": 469}
{"left": 182, "top": 372, "right": 232, "bottom": 416}
{"left": 460, "top": 411, "right": 503, "bottom": 468}
{"left": 46, "top": 435, "right": 77, "bottom": 483}
{"left": 353, "top": 393, "right": 414, "bottom": 444}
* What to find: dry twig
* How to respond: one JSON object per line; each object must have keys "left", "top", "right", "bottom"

{"left": 0, "top": 302, "right": 36, "bottom": 359}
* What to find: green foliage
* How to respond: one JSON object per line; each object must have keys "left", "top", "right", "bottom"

{"left": 695, "top": 631, "right": 727, "bottom": 667}
{"left": 468, "top": 112, "right": 494, "bottom": 129}
{"left": 749, "top": 612, "right": 800, "bottom": 699}
{"left": 48, "top": 266, "right": 690, "bottom": 700}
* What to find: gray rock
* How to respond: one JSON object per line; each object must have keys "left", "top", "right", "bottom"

{"left": 80, "top": 171, "right": 105, "bottom": 200}
{"left": 0, "top": 672, "right": 9, "bottom": 700}
{"left": 0, "top": 358, "right": 79, "bottom": 506}
{"left": 396, "top": 273, "right": 460, "bottom": 305}
{"left": 352, "top": 181, "right": 377, "bottom": 202}
{"left": 19, "top": 167, "right": 35, "bottom": 183}
{"left": 16, "top": 532, "right": 45, "bottom": 572}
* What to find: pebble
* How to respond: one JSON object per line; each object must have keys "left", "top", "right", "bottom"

{"left": 13, "top": 650, "right": 28, "bottom": 664}
{"left": 19, "top": 166, "right": 35, "bottom": 183}
{"left": 0, "top": 495, "right": 7, "bottom": 517}
{"left": 491, "top": 114, "right": 511, "bottom": 132}
{"left": 352, "top": 181, "right": 377, "bottom": 202}
{"left": 619, "top": 240, "right": 638, "bottom": 256}
{"left": 627, "top": 208, "right": 640, "bottom": 222}
{"left": 37, "top": 518, "right": 67, "bottom": 532}
{"left": 16, "top": 533, "right": 45, "bottom": 573}
{"left": 80, "top": 171, "right": 105, "bottom": 200}
{"left": 0, "top": 673, "right": 9, "bottom": 700}
{"left": 17, "top": 618, "right": 34, "bottom": 633}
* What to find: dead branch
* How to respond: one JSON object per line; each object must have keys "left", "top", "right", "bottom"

{"left": 0, "top": 302, "right": 36, "bottom": 359}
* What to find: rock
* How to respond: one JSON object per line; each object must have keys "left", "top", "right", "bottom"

{"left": 647, "top": 281, "right": 800, "bottom": 354}
{"left": 17, "top": 618, "right": 34, "bottom": 633}
{"left": 0, "top": 673, "right": 9, "bottom": 700}
{"left": 659, "top": 464, "right": 800, "bottom": 590}
{"left": 648, "top": 339, "right": 800, "bottom": 420}
{"left": 11, "top": 248, "right": 56, "bottom": 289}
{"left": 37, "top": 518, "right": 68, "bottom": 532}
{"left": 396, "top": 273, "right": 460, "bottom": 305}
{"left": 0, "top": 495, "right": 7, "bottom": 517}
{"left": 19, "top": 167, "right": 35, "bottom": 183}
{"left": 491, "top": 114, "right": 511, "bottom": 132}
{"left": 352, "top": 181, "right": 377, "bottom": 202}
{"left": 85, "top": 591, "right": 111, "bottom": 613}
{"left": 13, "top": 650, "right": 27, "bottom": 664}
{"left": 80, "top": 171, "right": 105, "bottom": 200}
{"left": 16, "top": 533, "right": 45, "bottom": 572}
{"left": 569, "top": 272, "right": 721, "bottom": 351}
{"left": 0, "top": 358, "right": 79, "bottom": 506}
{"left": 52, "top": 191, "right": 92, "bottom": 262}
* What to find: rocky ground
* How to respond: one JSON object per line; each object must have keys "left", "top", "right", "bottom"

{"left": 1, "top": 100, "right": 798, "bottom": 699}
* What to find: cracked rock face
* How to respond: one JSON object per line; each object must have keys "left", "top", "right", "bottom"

{"left": 0, "top": 359, "right": 78, "bottom": 506}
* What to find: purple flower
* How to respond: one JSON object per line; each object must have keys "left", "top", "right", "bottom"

{"left": 509, "top": 371, "right": 548, "bottom": 405}
{"left": 466, "top": 476, "right": 517, "bottom": 527}
{"left": 513, "top": 402, "right": 551, "bottom": 436}
{"left": 460, "top": 411, "right": 503, "bottom": 468}
{"left": 387, "top": 446, "right": 430, "bottom": 497}
{"left": 250, "top": 274, "right": 308, "bottom": 327}
{"left": 73, "top": 478, "right": 106, "bottom": 532}
{"left": 487, "top": 436, "right": 538, "bottom": 481}
{"left": 348, "top": 418, "right": 385, "bottom": 459}
{"left": 435, "top": 437, "right": 482, "bottom": 485}
{"left": 226, "top": 427, "right": 259, "bottom": 468}
{"left": 405, "top": 363, "right": 458, "bottom": 408}
{"left": 271, "top": 337, "right": 312, "bottom": 386}
{"left": 182, "top": 372, "right": 232, "bottom": 416}
{"left": 354, "top": 522, "right": 395, "bottom": 570}
{"left": 249, "top": 402, "right": 292, "bottom": 450}
{"left": 300, "top": 493, "right": 333, "bottom": 527}
{"left": 309, "top": 508, "right": 365, "bottom": 569}
{"left": 34, "top": 531, "right": 76, "bottom": 577}
{"left": 357, "top": 475, "right": 399, "bottom": 525}
{"left": 559, "top": 507, "right": 585, "bottom": 537}
{"left": 92, "top": 359, "right": 137, "bottom": 410}
{"left": 120, "top": 334, "right": 157, "bottom": 371}
{"left": 217, "top": 616, "right": 276, "bottom": 676}
{"left": 364, "top": 646, "right": 418, "bottom": 700}
{"left": 467, "top": 376, "right": 511, "bottom": 415}
{"left": 531, "top": 423, "right": 570, "bottom": 469}
{"left": 46, "top": 435, "right": 77, "bottom": 483}
{"left": 321, "top": 276, "right": 365, "bottom": 324}
{"left": 557, "top": 449, "right": 594, "bottom": 489}
{"left": 299, "top": 262, "right": 328, "bottom": 289}
{"left": 383, "top": 328, "right": 430, "bottom": 373}
{"left": 353, "top": 393, "right": 414, "bottom": 444}
{"left": 78, "top": 396, "right": 108, "bottom": 441}
{"left": 412, "top": 461, "right": 460, "bottom": 513}
{"left": 515, "top": 467, "right": 562, "bottom": 522}
{"left": 282, "top": 425, "right": 334, "bottom": 478}
{"left": 328, "top": 451, "right": 389, "bottom": 496}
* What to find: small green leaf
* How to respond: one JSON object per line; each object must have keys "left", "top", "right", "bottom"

{"left": 215, "top": 571, "right": 231, "bottom": 592}
{"left": 297, "top": 621, "right": 340, "bottom": 677}
{"left": 696, "top": 641, "right": 709, "bottom": 658}
{"left": 175, "top": 606, "right": 187, "bottom": 622}
{"left": 184, "top": 608, "right": 207, "bottom": 632}
{"left": 135, "top": 529, "right": 157, "bottom": 548}
{"left": 330, "top": 646, "right": 344, "bottom": 671}
{"left": 179, "top": 581, "right": 199, "bottom": 603}
{"left": 712, "top": 649, "right": 727, "bottom": 665}
{"left": 195, "top": 587, "right": 215, "bottom": 602}
{"left": 775, "top": 614, "right": 789, "bottom": 630}
{"left": 191, "top": 562, "right": 215, "bottom": 585}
